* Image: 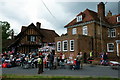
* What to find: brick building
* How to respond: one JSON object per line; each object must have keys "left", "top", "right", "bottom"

{"left": 8, "top": 22, "right": 59, "bottom": 54}
{"left": 55, "top": 2, "right": 120, "bottom": 59}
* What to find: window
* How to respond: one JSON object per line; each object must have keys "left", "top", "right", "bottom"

{"left": 30, "top": 36, "right": 36, "bottom": 42}
{"left": 63, "top": 40, "right": 68, "bottom": 51}
{"left": 28, "top": 36, "right": 36, "bottom": 42}
{"left": 70, "top": 40, "right": 74, "bottom": 51}
{"left": 117, "top": 16, "right": 120, "bottom": 22}
{"left": 57, "top": 41, "right": 61, "bottom": 51}
{"left": 108, "top": 28, "right": 116, "bottom": 37}
{"left": 72, "top": 28, "right": 77, "bottom": 35}
{"left": 77, "top": 15, "right": 82, "bottom": 22}
{"left": 83, "top": 26, "right": 88, "bottom": 35}
{"left": 107, "top": 43, "right": 114, "bottom": 52}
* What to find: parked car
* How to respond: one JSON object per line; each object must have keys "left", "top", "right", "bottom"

{"left": 109, "top": 61, "right": 120, "bottom": 70}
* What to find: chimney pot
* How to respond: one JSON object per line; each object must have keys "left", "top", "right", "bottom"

{"left": 107, "top": 10, "right": 112, "bottom": 17}
{"left": 36, "top": 22, "right": 41, "bottom": 29}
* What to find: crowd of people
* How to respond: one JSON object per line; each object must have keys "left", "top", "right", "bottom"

{"left": 1, "top": 50, "right": 109, "bottom": 74}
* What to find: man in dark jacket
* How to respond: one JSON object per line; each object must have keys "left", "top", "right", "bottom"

{"left": 49, "top": 52, "right": 54, "bottom": 69}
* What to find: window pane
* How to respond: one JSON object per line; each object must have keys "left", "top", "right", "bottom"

{"left": 57, "top": 41, "right": 61, "bottom": 51}
{"left": 108, "top": 28, "right": 116, "bottom": 37}
{"left": 72, "top": 28, "right": 77, "bottom": 35}
{"left": 70, "top": 40, "right": 74, "bottom": 51}
{"left": 77, "top": 15, "right": 82, "bottom": 22}
{"left": 63, "top": 41, "right": 68, "bottom": 51}
{"left": 107, "top": 43, "right": 114, "bottom": 52}
{"left": 117, "top": 16, "right": 120, "bottom": 22}
{"left": 83, "top": 26, "right": 88, "bottom": 35}
{"left": 30, "top": 36, "right": 36, "bottom": 42}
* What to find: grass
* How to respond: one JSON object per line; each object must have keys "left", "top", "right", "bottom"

{"left": 1, "top": 74, "right": 120, "bottom": 80}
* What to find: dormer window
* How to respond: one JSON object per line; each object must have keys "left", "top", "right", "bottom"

{"left": 77, "top": 15, "right": 82, "bottom": 22}
{"left": 117, "top": 16, "right": 120, "bottom": 22}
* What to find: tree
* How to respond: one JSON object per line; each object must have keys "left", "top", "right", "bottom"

{"left": 0, "top": 21, "right": 12, "bottom": 40}
{"left": 0, "top": 21, "right": 14, "bottom": 51}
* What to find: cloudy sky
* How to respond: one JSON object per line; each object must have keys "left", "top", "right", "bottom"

{"left": 0, "top": 0, "right": 119, "bottom": 36}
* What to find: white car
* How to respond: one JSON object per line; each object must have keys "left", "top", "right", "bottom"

{"left": 109, "top": 61, "right": 120, "bottom": 70}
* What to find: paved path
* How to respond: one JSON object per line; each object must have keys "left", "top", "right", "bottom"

{"left": 2, "top": 64, "right": 119, "bottom": 78}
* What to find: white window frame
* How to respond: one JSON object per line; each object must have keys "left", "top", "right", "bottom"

{"left": 77, "top": 15, "right": 82, "bottom": 22}
{"left": 70, "top": 40, "right": 74, "bottom": 51}
{"left": 57, "top": 41, "right": 61, "bottom": 52}
{"left": 117, "top": 16, "right": 120, "bottom": 22}
{"left": 83, "top": 26, "right": 88, "bottom": 35}
{"left": 72, "top": 28, "right": 77, "bottom": 35}
{"left": 30, "top": 36, "right": 35, "bottom": 42}
{"left": 107, "top": 43, "right": 114, "bottom": 52}
{"left": 63, "top": 40, "right": 68, "bottom": 51}
{"left": 108, "top": 28, "right": 116, "bottom": 38}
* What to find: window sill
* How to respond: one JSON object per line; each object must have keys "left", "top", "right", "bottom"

{"left": 63, "top": 50, "right": 68, "bottom": 52}
{"left": 70, "top": 50, "right": 74, "bottom": 52}
{"left": 107, "top": 50, "right": 114, "bottom": 52}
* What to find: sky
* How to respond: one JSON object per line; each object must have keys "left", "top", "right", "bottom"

{"left": 0, "top": 0, "right": 119, "bottom": 36}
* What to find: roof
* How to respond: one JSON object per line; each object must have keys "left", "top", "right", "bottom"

{"left": 9, "top": 23, "right": 59, "bottom": 47}
{"left": 106, "top": 14, "right": 120, "bottom": 25}
{"left": 20, "top": 23, "right": 59, "bottom": 43}
{"left": 39, "top": 28, "right": 59, "bottom": 42}
{"left": 65, "top": 8, "right": 120, "bottom": 28}
{"left": 21, "top": 26, "right": 27, "bottom": 32}
{"left": 65, "top": 9, "right": 99, "bottom": 27}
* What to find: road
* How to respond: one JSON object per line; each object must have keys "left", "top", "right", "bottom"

{"left": 2, "top": 64, "right": 119, "bottom": 78}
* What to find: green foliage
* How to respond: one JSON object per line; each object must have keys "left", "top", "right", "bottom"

{"left": 0, "top": 21, "right": 12, "bottom": 40}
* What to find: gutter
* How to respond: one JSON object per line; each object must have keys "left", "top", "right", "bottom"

{"left": 65, "top": 20, "right": 120, "bottom": 28}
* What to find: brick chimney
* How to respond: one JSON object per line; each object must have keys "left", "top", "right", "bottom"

{"left": 36, "top": 22, "right": 41, "bottom": 29}
{"left": 107, "top": 10, "right": 112, "bottom": 17}
{"left": 98, "top": 2, "right": 105, "bottom": 18}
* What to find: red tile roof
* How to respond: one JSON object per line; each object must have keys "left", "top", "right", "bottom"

{"left": 65, "top": 9, "right": 99, "bottom": 27}
{"left": 65, "top": 9, "right": 120, "bottom": 28}
{"left": 106, "top": 14, "right": 120, "bottom": 25}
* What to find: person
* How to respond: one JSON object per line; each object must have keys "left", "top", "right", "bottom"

{"left": 79, "top": 52, "right": 83, "bottom": 69}
{"left": 62, "top": 53, "right": 65, "bottom": 62}
{"left": 103, "top": 52, "right": 108, "bottom": 65}
{"left": 47, "top": 52, "right": 51, "bottom": 69}
{"left": 49, "top": 52, "right": 54, "bottom": 69}
{"left": 60, "top": 53, "right": 63, "bottom": 61}
{"left": 77, "top": 52, "right": 83, "bottom": 69}
{"left": 53, "top": 54, "right": 58, "bottom": 69}
{"left": 33, "top": 57, "right": 38, "bottom": 68}
{"left": 76, "top": 53, "right": 80, "bottom": 69}
{"left": 90, "top": 51, "right": 93, "bottom": 58}
{"left": 39, "top": 52, "right": 44, "bottom": 72}
{"left": 83, "top": 52, "right": 87, "bottom": 63}
{"left": 88, "top": 51, "right": 94, "bottom": 64}
{"left": 37, "top": 56, "right": 43, "bottom": 74}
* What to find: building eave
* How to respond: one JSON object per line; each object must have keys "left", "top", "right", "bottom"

{"left": 65, "top": 20, "right": 111, "bottom": 28}
{"left": 65, "top": 20, "right": 95, "bottom": 28}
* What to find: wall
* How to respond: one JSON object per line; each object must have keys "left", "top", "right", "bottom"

{"left": 55, "top": 35, "right": 92, "bottom": 58}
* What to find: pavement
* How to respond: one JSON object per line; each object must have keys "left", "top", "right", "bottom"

{"left": 2, "top": 64, "right": 120, "bottom": 78}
